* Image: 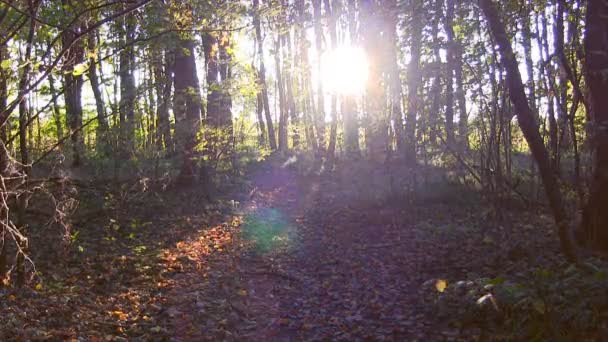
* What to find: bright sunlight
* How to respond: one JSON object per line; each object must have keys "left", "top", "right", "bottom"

{"left": 321, "top": 45, "right": 369, "bottom": 95}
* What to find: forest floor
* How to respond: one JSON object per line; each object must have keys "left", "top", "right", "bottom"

{"left": 2, "top": 156, "right": 604, "bottom": 341}
{"left": 160, "top": 158, "right": 566, "bottom": 341}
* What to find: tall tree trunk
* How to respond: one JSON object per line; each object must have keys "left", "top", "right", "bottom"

{"left": 254, "top": 66, "right": 267, "bottom": 146}
{"left": 387, "top": 0, "right": 404, "bottom": 152}
{"left": 405, "top": 0, "right": 423, "bottom": 164}
{"left": 453, "top": 7, "right": 468, "bottom": 151}
{"left": 343, "top": 0, "right": 360, "bottom": 157}
{"left": 579, "top": 0, "right": 608, "bottom": 254}
{"left": 154, "top": 49, "right": 173, "bottom": 152}
{"left": 360, "top": 0, "right": 387, "bottom": 160}
{"left": 118, "top": 10, "right": 136, "bottom": 157}
{"left": 203, "top": 33, "right": 221, "bottom": 128}
{"left": 47, "top": 71, "right": 64, "bottom": 141}
{"left": 537, "top": 8, "right": 559, "bottom": 169}
{"left": 313, "top": 0, "right": 325, "bottom": 157}
{"left": 218, "top": 32, "right": 234, "bottom": 132}
{"left": 203, "top": 32, "right": 222, "bottom": 161}
{"left": 274, "top": 33, "right": 288, "bottom": 152}
{"left": 554, "top": 0, "right": 570, "bottom": 155}
{"left": 444, "top": 0, "right": 455, "bottom": 146}
{"left": 428, "top": 0, "right": 443, "bottom": 145}
{"left": 0, "top": 45, "right": 9, "bottom": 142}
{"left": 325, "top": 0, "right": 339, "bottom": 161}
{"left": 173, "top": 37, "right": 202, "bottom": 184}
{"left": 283, "top": 27, "right": 299, "bottom": 150}
{"left": 522, "top": 2, "right": 538, "bottom": 195}
{"left": 253, "top": 0, "right": 277, "bottom": 150}
{"left": 479, "top": 0, "right": 577, "bottom": 262}
{"left": 62, "top": 1, "right": 85, "bottom": 167}
{"left": 87, "top": 30, "right": 109, "bottom": 154}
{"left": 15, "top": 1, "right": 38, "bottom": 287}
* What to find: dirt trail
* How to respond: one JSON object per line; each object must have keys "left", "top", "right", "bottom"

{"left": 162, "top": 161, "right": 550, "bottom": 341}
{"left": 232, "top": 164, "right": 428, "bottom": 341}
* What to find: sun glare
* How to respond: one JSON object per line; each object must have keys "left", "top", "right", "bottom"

{"left": 321, "top": 46, "right": 369, "bottom": 95}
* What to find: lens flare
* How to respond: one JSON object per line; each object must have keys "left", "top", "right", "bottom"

{"left": 321, "top": 46, "right": 369, "bottom": 95}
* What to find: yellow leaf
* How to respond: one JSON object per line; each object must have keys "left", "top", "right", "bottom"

{"left": 435, "top": 279, "right": 447, "bottom": 293}
{"left": 72, "top": 62, "right": 88, "bottom": 76}
{"left": 238, "top": 289, "right": 247, "bottom": 296}
{"left": 533, "top": 300, "right": 545, "bottom": 314}
{"left": 35, "top": 283, "right": 43, "bottom": 291}
{"left": 111, "top": 310, "right": 128, "bottom": 321}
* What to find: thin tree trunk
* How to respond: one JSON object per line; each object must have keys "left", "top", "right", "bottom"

{"left": 15, "top": 1, "right": 38, "bottom": 286}
{"left": 343, "top": 0, "right": 360, "bottom": 157}
{"left": 154, "top": 49, "right": 173, "bottom": 152}
{"left": 388, "top": 0, "right": 404, "bottom": 152}
{"left": 0, "top": 45, "right": 8, "bottom": 142}
{"left": 313, "top": 0, "right": 325, "bottom": 157}
{"left": 480, "top": 0, "right": 577, "bottom": 262}
{"left": 444, "top": 0, "right": 455, "bottom": 146}
{"left": 405, "top": 0, "right": 423, "bottom": 164}
{"left": 253, "top": 0, "right": 277, "bottom": 150}
{"left": 325, "top": 0, "right": 339, "bottom": 162}
{"left": 87, "top": 30, "right": 109, "bottom": 154}
{"left": 118, "top": 9, "right": 136, "bottom": 157}
{"left": 47, "top": 71, "right": 64, "bottom": 141}
{"left": 62, "top": 2, "right": 85, "bottom": 167}
{"left": 360, "top": 0, "right": 387, "bottom": 160}
{"left": 428, "top": 0, "right": 443, "bottom": 146}
{"left": 275, "top": 34, "right": 288, "bottom": 152}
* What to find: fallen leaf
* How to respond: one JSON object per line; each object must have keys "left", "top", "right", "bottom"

{"left": 435, "top": 279, "right": 447, "bottom": 292}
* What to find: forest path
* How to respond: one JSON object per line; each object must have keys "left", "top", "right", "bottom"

{"left": 233, "top": 163, "right": 429, "bottom": 341}
{"left": 162, "top": 160, "right": 494, "bottom": 340}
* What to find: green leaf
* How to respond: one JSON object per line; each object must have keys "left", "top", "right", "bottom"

{"left": 0, "top": 60, "right": 11, "bottom": 70}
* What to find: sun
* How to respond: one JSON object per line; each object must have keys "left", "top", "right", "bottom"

{"left": 321, "top": 46, "right": 369, "bottom": 95}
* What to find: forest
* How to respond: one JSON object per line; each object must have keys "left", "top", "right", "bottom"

{"left": 0, "top": 0, "right": 607, "bottom": 340}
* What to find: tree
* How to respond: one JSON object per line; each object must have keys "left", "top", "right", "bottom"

{"left": 118, "top": 5, "right": 137, "bottom": 157}
{"left": 404, "top": 0, "right": 423, "bottom": 164}
{"left": 579, "top": 0, "right": 608, "bottom": 254}
{"left": 479, "top": 0, "right": 577, "bottom": 262}
{"left": 253, "top": 0, "right": 277, "bottom": 150}
{"left": 62, "top": 0, "right": 85, "bottom": 166}
{"left": 173, "top": 36, "right": 203, "bottom": 184}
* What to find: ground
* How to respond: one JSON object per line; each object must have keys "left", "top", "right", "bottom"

{"left": 157, "top": 158, "right": 565, "bottom": 341}
{"left": 1, "top": 157, "right": 602, "bottom": 341}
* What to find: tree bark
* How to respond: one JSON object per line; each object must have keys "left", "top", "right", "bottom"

{"left": 153, "top": 48, "right": 173, "bottom": 152}
{"left": 62, "top": 1, "right": 85, "bottom": 167}
{"left": 0, "top": 45, "right": 7, "bottom": 143}
{"left": 387, "top": 0, "right": 404, "bottom": 152}
{"left": 313, "top": 0, "right": 325, "bottom": 156}
{"left": 579, "top": 0, "right": 608, "bottom": 254}
{"left": 173, "top": 37, "right": 202, "bottom": 184}
{"left": 253, "top": 0, "right": 277, "bottom": 150}
{"left": 274, "top": 33, "right": 288, "bottom": 152}
{"left": 444, "top": 0, "right": 455, "bottom": 146}
{"left": 405, "top": 0, "right": 423, "bottom": 164}
{"left": 325, "top": 0, "right": 339, "bottom": 161}
{"left": 360, "top": 0, "right": 387, "bottom": 160}
{"left": 87, "top": 30, "right": 109, "bottom": 153}
{"left": 118, "top": 8, "right": 136, "bottom": 157}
